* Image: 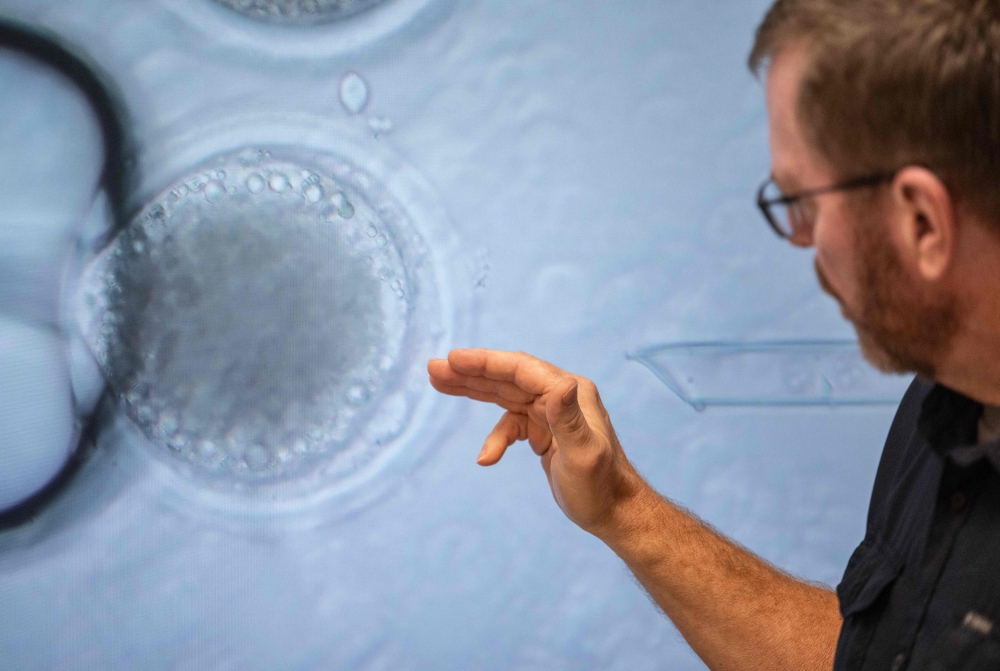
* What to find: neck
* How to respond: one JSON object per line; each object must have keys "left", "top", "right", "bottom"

{"left": 934, "top": 223, "right": 1000, "bottom": 405}
{"left": 937, "top": 330, "right": 1000, "bottom": 406}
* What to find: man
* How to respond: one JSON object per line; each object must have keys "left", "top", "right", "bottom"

{"left": 428, "top": 1, "right": 1000, "bottom": 669}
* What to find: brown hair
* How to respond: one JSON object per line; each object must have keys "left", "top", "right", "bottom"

{"left": 749, "top": 0, "right": 1000, "bottom": 226}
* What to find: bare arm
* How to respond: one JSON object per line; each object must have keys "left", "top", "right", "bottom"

{"left": 428, "top": 349, "right": 841, "bottom": 671}
{"left": 602, "top": 482, "right": 840, "bottom": 671}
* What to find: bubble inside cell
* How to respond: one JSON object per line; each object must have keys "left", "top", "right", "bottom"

{"left": 78, "top": 148, "right": 416, "bottom": 487}
{"left": 303, "top": 183, "right": 324, "bottom": 202}
{"left": 210, "top": 0, "right": 389, "bottom": 26}
{"left": 268, "top": 171, "right": 290, "bottom": 192}
{"left": 246, "top": 173, "right": 266, "bottom": 193}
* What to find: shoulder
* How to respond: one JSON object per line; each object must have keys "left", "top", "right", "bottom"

{"left": 835, "top": 377, "right": 934, "bottom": 622}
{"left": 865, "top": 377, "right": 936, "bottom": 532}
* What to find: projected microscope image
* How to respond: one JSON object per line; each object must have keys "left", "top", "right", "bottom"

{"left": 0, "top": 1, "right": 911, "bottom": 669}
{"left": 77, "top": 142, "right": 448, "bottom": 506}
{"left": 210, "top": 0, "right": 390, "bottom": 25}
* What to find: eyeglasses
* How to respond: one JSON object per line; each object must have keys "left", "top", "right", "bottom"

{"left": 756, "top": 172, "right": 896, "bottom": 242}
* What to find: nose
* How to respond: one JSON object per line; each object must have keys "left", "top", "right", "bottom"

{"left": 788, "top": 222, "right": 815, "bottom": 248}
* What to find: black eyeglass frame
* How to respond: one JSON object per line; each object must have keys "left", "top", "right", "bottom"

{"left": 756, "top": 172, "right": 897, "bottom": 239}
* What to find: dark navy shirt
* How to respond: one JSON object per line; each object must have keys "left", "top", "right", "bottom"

{"left": 834, "top": 378, "right": 1000, "bottom": 671}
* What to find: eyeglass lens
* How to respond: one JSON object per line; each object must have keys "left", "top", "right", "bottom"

{"left": 761, "top": 181, "right": 813, "bottom": 241}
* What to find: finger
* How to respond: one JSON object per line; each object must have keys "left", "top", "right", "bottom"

{"left": 526, "top": 419, "right": 553, "bottom": 456}
{"left": 427, "top": 358, "right": 455, "bottom": 380}
{"left": 429, "top": 378, "right": 530, "bottom": 413}
{"left": 464, "top": 376, "right": 536, "bottom": 403}
{"left": 540, "top": 446, "right": 555, "bottom": 480}
{"left": 447, "top": 349, "right": 564, "bottom": 395}
{"left": 478, "top": 411, "right": 528, "bottom": 466}
{"left": 527, "top": 394, "right": 550, "bottom": 429}
{"left": 429, "top": 376, "right": 528, "bottom": 407}
{"left": 428, "top": 362, "right": 537, "bottom": 404}
{"left": 545, "top": 377, "right": 596, "bottom": 450}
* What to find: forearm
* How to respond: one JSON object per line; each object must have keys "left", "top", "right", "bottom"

{"left": 596, "top": 478, "right": 841, "bottom": 671}
{"left": 428, "top": 350, "right": 841, "bottom": 669}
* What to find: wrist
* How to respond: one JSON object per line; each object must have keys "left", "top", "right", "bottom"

{"left": 590, "top": 465, "right": 663, "bottom": 547}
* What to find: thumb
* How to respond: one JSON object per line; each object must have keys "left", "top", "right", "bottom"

{"left": 545, "top": 377, "right": 595, "bottom": 449}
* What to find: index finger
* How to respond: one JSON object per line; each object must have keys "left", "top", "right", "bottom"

{"left": 446, "top": 349, "right": 565, "bottom": 396}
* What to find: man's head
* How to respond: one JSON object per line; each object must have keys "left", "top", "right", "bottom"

{"left": 751, "top": 0, "right": 1000, "bottom": 380}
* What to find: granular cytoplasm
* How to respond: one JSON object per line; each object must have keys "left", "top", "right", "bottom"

{"left": 78, "top": 147, "right": 428, "bottom": 490}
{"left": 210, "top": 0, "right": 388, "bottom": 26}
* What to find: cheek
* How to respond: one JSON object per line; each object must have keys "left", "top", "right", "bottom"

{"left": 813, "top": 209, "right": 859, "bottom": 305}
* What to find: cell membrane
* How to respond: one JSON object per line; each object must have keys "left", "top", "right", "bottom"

{"left": 210, "top": 0, "right": 388, "bottom": 25}
{"left": 630, "top": 340, "right": 913, "bottom": 411}
{"left": 78, "top": 147, "right": 418, "bottom": 490}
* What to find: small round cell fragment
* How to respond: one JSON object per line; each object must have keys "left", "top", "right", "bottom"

{"left": 339, "top": 72, "right": 369, "bottom": 115}
{"left": 210, "top": 0, "right": 389, "bottom": 26}
{"left": 79, "top": 148, "right": 414, "bottom": 487}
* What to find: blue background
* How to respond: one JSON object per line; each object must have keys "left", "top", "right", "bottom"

{"left": 0, "top": 1, "right": 899, "bottom": 668}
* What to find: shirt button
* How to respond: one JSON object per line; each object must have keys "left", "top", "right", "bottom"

{"left": 891, "top": 652, "right": 907, "bottom": 671}
{"left": 951, "top": 491, "right": 968, "bottom": 512}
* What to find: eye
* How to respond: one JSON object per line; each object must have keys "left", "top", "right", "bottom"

{"left": 787, "top": 200, "right": 808, "bottom": 231}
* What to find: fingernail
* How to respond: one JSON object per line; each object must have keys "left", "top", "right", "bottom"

{"left": 561, "top": 381, "right": 578, "bottom": 407}
{"left": 476, "top": 446, "right": 488, "bottom": 465}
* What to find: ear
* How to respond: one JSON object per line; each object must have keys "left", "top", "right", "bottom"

{"left": 888, "top": 167, "right": 956, "bottom": 281}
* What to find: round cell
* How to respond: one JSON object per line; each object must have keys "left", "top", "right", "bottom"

{"left": 0, "top": 316, "right": 76, "bottom": 512}
{"left": 0, "top": 47, "right": 104, "bottom": 327}
{"left": 78, "top": 147, "right": 422, "bottom": 491}
{"left": 209, "top": 0, "right": 389, "bottom": 25}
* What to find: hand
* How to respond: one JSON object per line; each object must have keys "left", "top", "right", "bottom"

{"left": 427, "top": 349, "right": 642, "bottom": 536}
{"left": 430, "top": 350, "right": 842, "bottom": 671}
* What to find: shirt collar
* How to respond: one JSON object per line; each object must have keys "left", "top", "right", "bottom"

{"left": 918, "top": 382, "right": 1000, "bottom": 470}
